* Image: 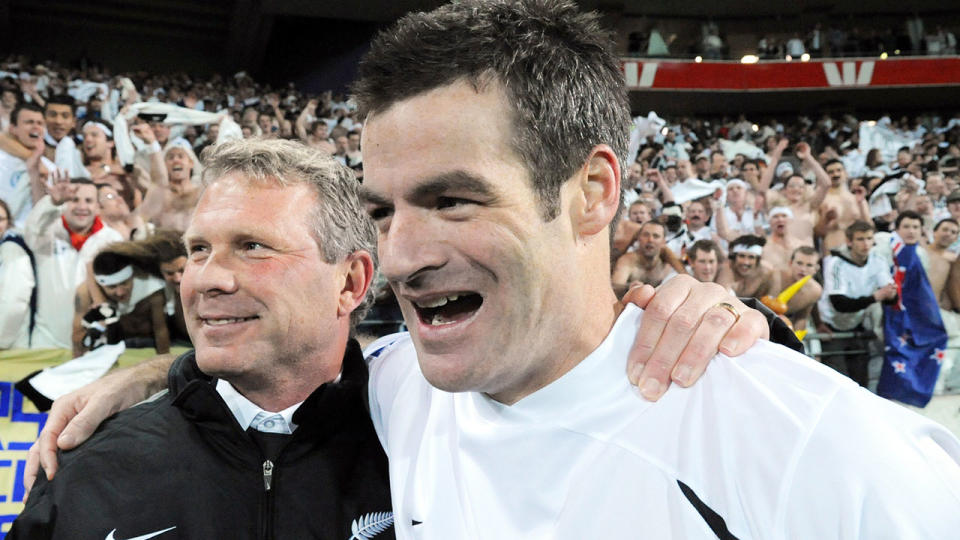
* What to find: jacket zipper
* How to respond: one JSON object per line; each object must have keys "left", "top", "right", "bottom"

{"left": 261, "top": 458, "right": 275, "bottom": 540}
{"left": 263, "top": 460, "right": 274, "bottom": 491}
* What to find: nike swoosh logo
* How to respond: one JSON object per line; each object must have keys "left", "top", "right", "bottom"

{"left": 105, "top": 526, "right": 176, "bottom": 540}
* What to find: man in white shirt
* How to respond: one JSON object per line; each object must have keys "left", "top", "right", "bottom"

{"left": 0, "top": 103, "right": 54, "bottom": 227}
{"left": 818, "top": 220, "right": 898, "bottom": 386}
{"left": 23, "top": 178, "right": 123, "bottom": 348}
{"left": 353, "top": 1, "right": 960, "bottom": 537}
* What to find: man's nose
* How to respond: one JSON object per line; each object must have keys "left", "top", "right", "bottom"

{"left": 192, "top": 250, "right": 240, "bottom": 297}
{"left": 379, "top": 209, "right": 446, "bottom": 286}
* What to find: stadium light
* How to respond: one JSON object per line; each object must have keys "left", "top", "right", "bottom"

{"left": 784, "top": 54, "right": 793, "bottom": 61}
{"left": 880, "top": 52, "right": 888, "bottom": 59}
{"left": 894, "top": 49, "right": 901, "bottom": 55}
{"left": 741, "top": 55, "right": 759, "bottom": 64}
{"left": 661, "top": 127, "right": 669, "bottom": 136}
{"left": 694, "top": 56, "right": 703, "bottom": 63}
{"left": 800, "top": 53, "right": 810, "bottom": 62}
{"left": 752, "top": 124, "right": 759, "bottom": 132}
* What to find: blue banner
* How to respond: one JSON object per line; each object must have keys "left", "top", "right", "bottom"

{"left": 878, "top": 242, "right": 948, "bottom": 407}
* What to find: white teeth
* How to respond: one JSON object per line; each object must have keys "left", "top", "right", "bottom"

{"left": 205, "top": 317, "right": 253, "bottom": 326}
{"left": 417, "top": 294, "right": 460, "bottom": 308}
{"left": 429, "top": 313, "right": 457, "bottom": 326}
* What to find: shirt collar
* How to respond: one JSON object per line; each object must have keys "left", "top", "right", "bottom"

{"left": 215, "top": 379, "right": 302, "bottom": 433}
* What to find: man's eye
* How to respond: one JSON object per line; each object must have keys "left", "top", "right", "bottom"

{"left": 188, "top": 245, "right": 207, "bottom": 257}
{"left": 437, "top": 197, "right": 473, "bottom": 209}
{"left": 367, "top": 206, "right": 393, "bottom": 221}
{"left": 244, "top": 242, "right": 265, "bottom": 251}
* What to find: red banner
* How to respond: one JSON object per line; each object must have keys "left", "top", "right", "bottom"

{"left": 621, "top": 57, "right": 960, "bottom": 91}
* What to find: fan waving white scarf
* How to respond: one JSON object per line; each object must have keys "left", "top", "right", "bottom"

{"left": 112, "top": 102, "right": 243, "bottom": 168}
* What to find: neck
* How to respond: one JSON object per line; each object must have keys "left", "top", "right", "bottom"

{"left": 638, "top": 251, "right": 662, "bottom": 269}
{"left": 490, "top": 296, "right": 621, "bottom": 406}
{"left": 490, "top": 247, "right": 620, "bottom": 405}
{"left": 233, "top": 329, "right": 350, "bottom": 412}
{"left": 103, "top": 214, "right": 132, "bottom": 231}
{"left": 169, "top": 178, "right": 190, "bottom": 194}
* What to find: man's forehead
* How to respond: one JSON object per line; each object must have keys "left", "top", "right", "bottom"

{"left": 74, "top": 184, "right": 97, "bottom": 197}
{"left": 898, "top": 218, "right": 922, "bottom": 228}
{"left": 46, "top": 104, "right": 73, "bottom": 115}
{"left": 17, "top": 110, "right": 43, "bottom": 122}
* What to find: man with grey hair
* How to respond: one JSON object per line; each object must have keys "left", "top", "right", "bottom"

{"left": 351, "top": 1, "right": 958, "bottom": 537}
{"left": 11, "top": 138, "right": 395, "bottom": 539}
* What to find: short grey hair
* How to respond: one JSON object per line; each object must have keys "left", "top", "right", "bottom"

{"left": 199, "top": 138, "right": 377, "bottom": 327}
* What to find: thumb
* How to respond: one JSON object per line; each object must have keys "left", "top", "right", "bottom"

{"left": 621, "top": 282, "right": 656, "bottom": 308}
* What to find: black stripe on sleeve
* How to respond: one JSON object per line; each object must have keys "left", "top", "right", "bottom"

{"left": 677, "top": 480, "right": 740, "bottom": 540}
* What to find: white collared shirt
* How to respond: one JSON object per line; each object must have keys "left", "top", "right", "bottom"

{"left": 215, "top": 379, "right": 301, "bottom": 434}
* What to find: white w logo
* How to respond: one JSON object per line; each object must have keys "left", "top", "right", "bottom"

{"left": 822, "top": 61, "right": 875, "bottom": 87}
{"left": 623, "top": 61, "right": 658, "bottom": 88}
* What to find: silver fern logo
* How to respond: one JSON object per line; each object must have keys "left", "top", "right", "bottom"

{"left": 347, "top": 511, "right": 394, "bottom": 539}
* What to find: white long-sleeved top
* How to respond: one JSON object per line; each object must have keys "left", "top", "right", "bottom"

{"left": 366, "top": 305, "right": 960, "bottom": 539}
{"left": 23, "top": 196, "right": 122, "bottom": 348}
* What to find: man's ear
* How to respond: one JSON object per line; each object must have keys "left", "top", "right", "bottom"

{"left": 337, "top": 250, "right": 375, "bottom": 318}
{"left": 574, "top": 144, "right": 621, "bottom": 237}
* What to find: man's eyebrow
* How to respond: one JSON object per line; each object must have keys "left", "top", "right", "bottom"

{"left": 358, "top": 186, "right": 391, "bottom": 207}
{"left": 409, "top": 170, "right": 497, "bottom": 201}
{"left": 359, "top": 170, "right": 498, "bottom": 206}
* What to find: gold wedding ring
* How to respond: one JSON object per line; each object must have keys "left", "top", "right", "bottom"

{"left": 714, "top": 302, "right": 741, "bottom": 321}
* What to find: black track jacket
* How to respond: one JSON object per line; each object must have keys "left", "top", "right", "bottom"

{"left": 10, "top": 340, "right": 394, "bottom": 540}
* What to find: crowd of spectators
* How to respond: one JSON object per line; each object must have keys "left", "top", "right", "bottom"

{"left": 1, "top": 52, "right": 960, "bottom": 401}
{"left": 631, "top": 16, "right": 958, "bottom": 59}
{"left": 0, "top": 54, "right": 363, "bottom": 360}
{"left": 612, "top": 108, "right": 960, "bottom": 396}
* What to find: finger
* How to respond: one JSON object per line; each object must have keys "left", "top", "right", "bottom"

{"left": 635, "top": 280, "right": 737, "bottom": 398}
{"left": 626, "top": 276, "right": 698, "bottom": 389}
{"left": 57, "top": 397, "right": 113, "bottom": 450}
{"left": 37, "top": 411, "right": 67, "bottom": 481}
{"left": 23, "top": 442, "right": 40, "bottom": 501}
{"left": 620, "top": 282, "right": 656, "bottom": 309}
{"left": 672, "top": 298, "right": 754, "bottom": 387}
{"left": 718, "top": 307, "right": 769, "bottom": 357}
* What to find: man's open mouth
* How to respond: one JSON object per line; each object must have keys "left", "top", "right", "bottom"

{"left": 202, "top": 316, "right": 259, "bottom": 326}
{"left": 413, "top": 293, "right": 483, "bottom": 326}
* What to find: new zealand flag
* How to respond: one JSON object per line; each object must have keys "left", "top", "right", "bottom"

{"left": 877, "top": 242, "right": 947, "bottom": 407}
